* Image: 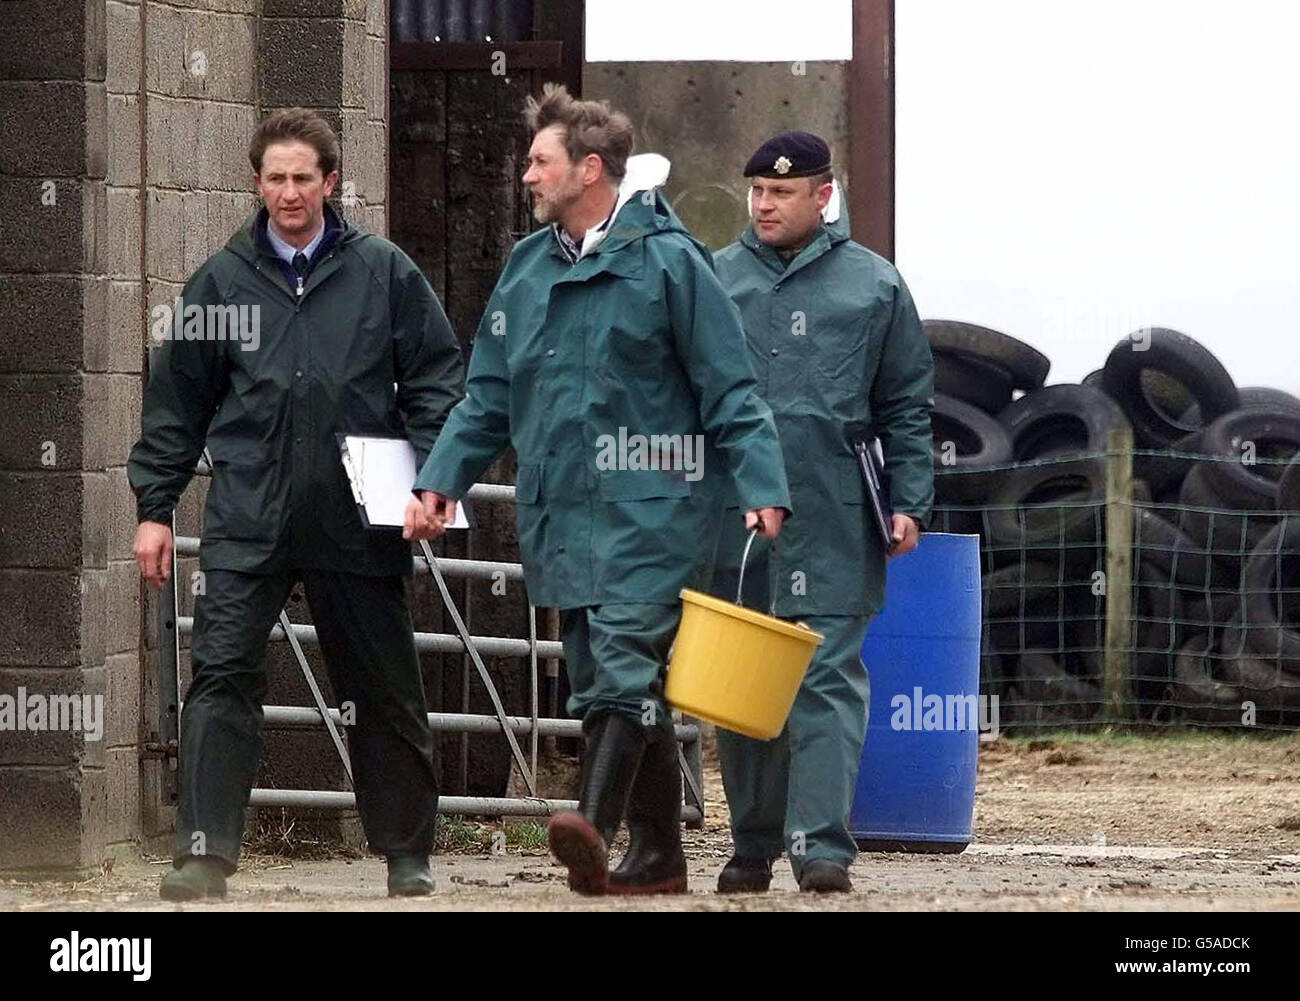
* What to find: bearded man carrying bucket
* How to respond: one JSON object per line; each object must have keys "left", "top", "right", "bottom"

{"left": 701, "top": 131, "right": 935, "bottom": 894}
{"left": 406, "top": 85, "right": 791, "bottom": 895}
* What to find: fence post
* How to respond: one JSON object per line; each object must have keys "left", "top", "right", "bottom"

{"left": 1103, "top": 425, "right": 1135, "bottom": 721}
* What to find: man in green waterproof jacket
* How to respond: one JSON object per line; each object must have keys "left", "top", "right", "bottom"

{"left": 128, "top": 109, "right": 463, "bottom": 900}
{"left": 708, "top": 132, "right": 935, "bottom": 894}
{"left": 406, "top": 85, "right": 792, "bottom": 896}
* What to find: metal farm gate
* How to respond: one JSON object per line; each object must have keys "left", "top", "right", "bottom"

{"left": 149, "top": 465, "right": 705, "bottom": 829}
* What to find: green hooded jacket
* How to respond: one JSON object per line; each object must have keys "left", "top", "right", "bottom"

{"left": 413, "top": 163, "right": 791, "bottom": 608}
{"left": 128, "top": 205, "right": 464, "bottom": 576}
{"left": 710, "top": 197, "right": 935, "bottom": 617}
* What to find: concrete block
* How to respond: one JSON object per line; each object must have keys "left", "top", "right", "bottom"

{"left": 0, "top": 766, "right": 91, "bottom": 871}
{"left": 218, "top": 102, "right": 258, "bottom": 191}
{"left": 0, "top": 570, "right": 86, "bottom": 667}
{"left": 81, "top": 372, "right": 112, "bottom": 472}
{"left": 363, "top": 203, "right": 386, "bottom": 238}
{"left": 366, "top": 0, "right": 384, "bottom": 37}
{"left": 343, "top": 19, "right": 367, "bottom": 110}
{"left": 85, "top": 82, "right": 108, "bottom": 181}
{"left": 146, "top": 94, "right": 203, "bottom": 189}
{"left": 0, "top": 668, "right": 96, "bottom": 767}
{"left": 103, "top": 184, "right": 142, "bottom": 280}
{"left": 0, "top": 277, "right": 88, "bottom": 375}
{"left": 366, "top": 35, "right": 386, "bottom": 120}
{"left": 83, "top": 276, "right": 111, "bottom": 374}
{"left": 178, "top": 9, "right": 256, "bottom": 104}
{"left": 86, "top": 0, "right": 107, "bottom": 83}
{"left": 83, "top": 178, "right": 109, "bottom": 276}
{"left": 106, "top": 558, "right": 141, "bottom": 658}
{"left": 155, "top": 0, "right": 256, "bottom": 13}
{"left": 83, "top": 667, "right": 107, "bottom": 771}
{"left": 108, "top": 280, "right": 145, "bottom": 375}
{"left": 105, "top": 745, "right": 141, "bottom": 843}
{"left": 0, "top": 473, "right": 84, "bottom": 569}
{"left": 180, "top": 189, "right": 211, "bottom": 278}
{"left": 145, "top": 2, "right": 185, "bottom": 96}
{"left": 0, "top": 176, "right": 85, "bottom": 274}
{"left": 263, "top": 0, "right": 345, "bottom": 16}
{"left": 82, "top": 568, "right": 108, "bottom": 670}
{"left": 106, "top": 0, "right": 141, "bottom": 96}
{"left": 0, "top": 374, "right": 82, "bottom": 472}
{"left": 80, "top": 763, "right": 108, "bottom": 868}
{"left": 0, "top": 0, "right": 92, "bottom": 81}
{"left": 145, "top": 186, "right": 184, "bottom": 284}
{"left": 83, "top": 81, "right": 108, "bottom": 179}
{"left": 106, "top": 93, "right": 141, "bottom": 187}
{"left": 103, "top": 650, "right": 140, "bottom": 748}
{"left": 82, "top": 470, "right": 111, "bottom": 569}
{"left": 108, "top": 373, "right": 143, "bottom": 472}
{"left": 259, "top": 18, "right": 344, "bottom": 110}
{"left": 107, "top": 466, "right": 137, "bottom": 561}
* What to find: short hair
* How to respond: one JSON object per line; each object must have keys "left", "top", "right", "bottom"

{"left": 523, "top": 83, "right": 634, "bottom": 184}
{"left": 249, "top": 108, "right": 340, "bottom": 177}
{"left": 807, "top": 169, "right": 835, "bottom": 193}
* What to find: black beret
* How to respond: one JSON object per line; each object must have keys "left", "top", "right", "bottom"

{"left": 743, "top": 130, "right": 831, "bottom": 178}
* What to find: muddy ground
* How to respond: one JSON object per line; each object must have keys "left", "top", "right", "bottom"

{"left": 4, "top": 730, "right": 1300, "bottom": 911}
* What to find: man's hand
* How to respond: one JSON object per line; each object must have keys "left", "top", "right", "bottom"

{"left": 888, "top": 513, "right": 920, "bottom": 557}
{"left": 404, "top": 491, "right": 449, "bottom": 540}
{"left": 134, "top": 521, "right": 174, "bottom": 589}
{"left": 403, "top": 490, "right": 457, "bottom": 540}
{"left": 744, "top": 507, "right": 786, "bottom": 540}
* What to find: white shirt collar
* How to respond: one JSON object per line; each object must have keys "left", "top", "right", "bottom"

{"left": 266, "top": 217, "right": 326, "bottom": 265}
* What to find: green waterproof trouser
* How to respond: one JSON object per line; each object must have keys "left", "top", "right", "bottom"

{"left": 716, "top": 613, "right": 872, "bottom": 877}
{"left": 176, "top": 568, "right": 439, "bottom": 872}
{"left": 559, "top": 603, "right": 681, "bottom": 727}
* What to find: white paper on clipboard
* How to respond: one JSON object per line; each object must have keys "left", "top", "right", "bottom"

{"left": 338, "top": 435, "right": 471, "bottom": 530}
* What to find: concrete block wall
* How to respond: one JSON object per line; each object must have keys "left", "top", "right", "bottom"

{"left": 0, "top": 0, "right": 389, "bottom": 873}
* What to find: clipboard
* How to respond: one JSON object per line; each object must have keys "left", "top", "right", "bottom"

{"left": 337, "top": 433, "right": 471, "bottom": 531}
{"left": 854, "top": 437, "right": 895, "bottom": 551}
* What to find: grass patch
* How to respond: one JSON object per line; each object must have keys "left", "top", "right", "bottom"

{"left": 999, "top": 727, "right": 1300, "bottom": 748}
{"left": 435, "top": 817, "right": 549, "bottom": 855}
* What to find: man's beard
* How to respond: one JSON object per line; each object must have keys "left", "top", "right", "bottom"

{"left": 531, "top": 174, "right": 584, "bottom": 224}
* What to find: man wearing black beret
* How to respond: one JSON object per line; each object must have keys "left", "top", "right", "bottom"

{"left": 708, "top": 130, "right": 934, "bottom": 893}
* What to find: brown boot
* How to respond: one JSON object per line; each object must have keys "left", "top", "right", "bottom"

{"left": 548, "top": 712, "right": 648, "bottom": 895}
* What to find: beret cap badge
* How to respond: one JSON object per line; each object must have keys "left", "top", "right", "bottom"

{"left": 743, "top": 131, "right": 831, "bottom": 178}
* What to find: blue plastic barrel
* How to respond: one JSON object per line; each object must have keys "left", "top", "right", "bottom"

{"left": 850, "top": 533, "right": 983, "bottom": 852}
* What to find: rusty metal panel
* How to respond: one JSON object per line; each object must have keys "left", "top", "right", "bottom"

{"left": 849, "top": 0, "right": 894, "bottom": 259}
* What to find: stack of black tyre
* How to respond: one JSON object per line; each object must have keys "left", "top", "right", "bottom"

{"left": 927, "top": 321, "right": 1300, "bottom": 727}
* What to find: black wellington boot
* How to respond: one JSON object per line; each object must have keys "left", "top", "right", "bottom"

{"left": 548, "top": 712, "right": 648, "bottom": 896}
{"left": 609, "top": 717, "right": 687, "bottom": 895}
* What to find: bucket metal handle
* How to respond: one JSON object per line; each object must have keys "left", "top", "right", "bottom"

{"left": 737, "top": 528, "right": 759, "bottom": 606}
{"left": 736, "top": 527, "right": 777, "bottom": 615}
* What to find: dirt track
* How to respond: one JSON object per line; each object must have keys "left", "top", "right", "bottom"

{"left": 4, "top": 731, "right": 1300, "bottom": 911}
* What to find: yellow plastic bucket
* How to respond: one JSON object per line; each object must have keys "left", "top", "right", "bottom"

{"left": 665, "top": 588, "right": 824, "bottom": 740}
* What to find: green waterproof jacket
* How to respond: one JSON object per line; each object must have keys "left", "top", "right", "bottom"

{"left": 413, "top": 174, "right": 791, "bottom": 609}
{"left": 710, "top": 205, "right": 935, "bottom": 618}
{"left": 128, "top": 205, "right": 464, "bottom": 576}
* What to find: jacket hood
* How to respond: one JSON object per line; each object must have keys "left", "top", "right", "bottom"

{"left": 578, "top": 153, "right": 692, "bottom": 258}
{"left": 226, "top": 202, "right": 363, "bottom": 264}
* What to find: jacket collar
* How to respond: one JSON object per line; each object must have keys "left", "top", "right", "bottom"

{"left": 740, "top": 220, "right": 841, "bottom": 282}
{"left": 230, "top": 202, "right": 354, "bottom": 266}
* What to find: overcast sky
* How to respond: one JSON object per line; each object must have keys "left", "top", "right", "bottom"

{"left": 588, "top": 0, "right": 1300, "bottom": 394}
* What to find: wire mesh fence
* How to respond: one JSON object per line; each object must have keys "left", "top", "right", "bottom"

{"left": 933, "top": 440, "right": 1300, "bottom": 732}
